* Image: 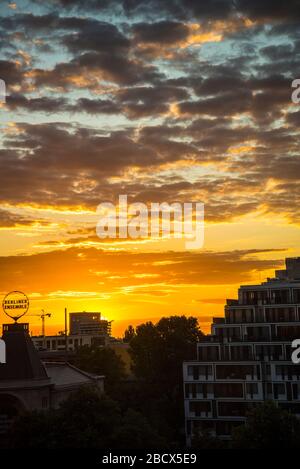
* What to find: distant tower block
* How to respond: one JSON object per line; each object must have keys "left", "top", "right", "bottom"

{"left": 69, "top": 312, "right": 112, "bottom": 336}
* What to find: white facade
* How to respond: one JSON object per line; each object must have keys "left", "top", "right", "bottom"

{"left": 183, "top": 257, "right": 300, "bottom": 443}
{"left": 32, "top": 333, "right": 108, "bottom": 352}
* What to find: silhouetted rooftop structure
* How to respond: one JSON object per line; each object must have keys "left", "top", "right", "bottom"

{"left": 0, "top": 323, "right": 47, "bottom": 381}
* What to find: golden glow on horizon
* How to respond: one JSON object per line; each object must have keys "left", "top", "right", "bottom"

{"left": 0, "top": 5, "right": 297, "bottom": 340}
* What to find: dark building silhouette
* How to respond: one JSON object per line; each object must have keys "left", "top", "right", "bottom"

{"left": 0, "top": 323, "right": 47, "bottom": 381}
{"left": 69, "top": 312, "right": 112, "bottom": 336}
{"left": 0, "top": 322, "right": 104, "bottom": 436}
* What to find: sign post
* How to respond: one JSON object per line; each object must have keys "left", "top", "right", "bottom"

{"left": 2, "top": 291, "right": 30, "bottom": 323}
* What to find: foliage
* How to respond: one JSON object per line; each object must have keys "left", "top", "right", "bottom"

{"left": 232, "top": 401, "right": 300, "bottom": 449}
{"left": 111, "top": 408, "right": 166, "bottom": 449}
{"left": 130, "top": 315, "right": 204, "bottom": 386}
{"left": 9, "top": 315, "right": 204, "bottom": 448}
{"left": 9, "top": 386, "right": 167, "bottom": 448}
{"left": 192, "top": 430, "right": 227, "bottom": 449}
{"left": 127, "top": 315, "right": 204, "bottom": 445}
{"left": 123, "top": 325, "right": 136, "bottom": 343}
{"left": 70, "top": 345, "right": 126, "bottom": 390}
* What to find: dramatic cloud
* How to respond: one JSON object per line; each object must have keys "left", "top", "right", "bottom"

{"left": 0, "top": 247, "right": 284, "bottom": 294}
{"left": 0, "top": 0, "right": 299, "bottom": 331}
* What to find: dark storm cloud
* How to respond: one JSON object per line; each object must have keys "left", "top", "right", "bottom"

{"left": 193, "top": 76, "right": 246, "bottom": 96}
{"left": 192, "top": 74, "right": 290, "bottom": 98}
{"left": 1, "top": 110, "right": 298, "bottom": 223}
{"left": 70, "top": 86, "right": 189, "bottom": 117}
{"left": 2, "top": 122, "right": 155, "bottom": 173}
{"left": 287, "top": 111, "right": 300, "bottom": 127}
{"left": 61, "top": 21, "right": 130, "bottom": 53}
{"left": 116, "top": 85, "right": 190, "bottom": 117}
{"left": 0, "top": 0, "right": 299, "bottom": 229}
{"left": 235, "top": 0, "right": 300, "bottom": 21}
{"left": 31, "top": 51, "right": 163, "bottom": 88}
{"left": 0, "top": 122, "right": 190, "bottom": 206}
{"left": 29, "top": 0, "right": 300, "bottom": 23}
{"left": 254, "top": 56, "right": 300, "bottom": 78}
{"left": 0, "top": 13, "right": 107, "bottom": 32}
{"left": 30, "top": 0, "right": 115, "bottom": 13}
{"left": 0, "top": 14, "right": 149, "bottom": 88}
{"left": 0, "top": 13, "right": 61, "bottom": 31}
{"left": 0, "top": 13, "right": 130, "bottom": 54}
{"left": 0, "top": 60, "right": 23, "bottom": 86}
{"left": 268, "top": 23, "right": 300, "bottom": 41}
{"left": 6, "top": 94, "right": 69, "bottom": 113}
{"left": 7, "top": 95, "right": 122, "bottom": 115}
{"left": 7, "top": 93, "right": 181, "bottom": 117}
{"left": 179, "top": 89, "right": 253, "bottom": 116}
{"left": 72, "top": 98, "right": 121, "bottom": 115}
{"left": 240, "top": 152, "right": 300, "bottom": 182}
{"left": 260, "top": 44, "right": 294, "bottom": 61}
{"left": 0, "top": 120, "right": 239, "bottom": 217}
{"left": 178, "top": 73, "right": 292, "bottom": 124}
{"left": 132, "top": 21, "right": 190, "bottom": 44}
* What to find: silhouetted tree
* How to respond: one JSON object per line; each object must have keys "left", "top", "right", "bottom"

{"left": 123, "top": 325, "right": 136, "bottom": 343}
{"left": 128, "top": 315, "right": 204, "bottom": 444}
{"left": 9, "top": 316, "right": 204, "bottom": 448}
{"left": 7, "top": 409, "right": 59, "bottom": 448}
{"left": 9, "top": 386, "right": 168, "bottom": 448}
{"left": 232, "top": 401, "right": 300, "bottom": 448}
{"left": 111, "top": 408, "right": 166, "bottom": 448}
{"left": 130, "top": 316, "right": 204, "bottom": 387}
{"left": 71, "top": 345, "right": 126, "bottom": 391}
{"left": 192, "top": 430, "right": 226, "bottom": 449}
{"left": 129, "top": 321, "right": 161, "bottom": 381}
{"left": 57, "top": 387, "right": 121, "bottom": 448}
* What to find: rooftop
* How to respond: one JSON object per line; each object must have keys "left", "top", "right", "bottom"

{"left": 0, "top": 323, "right": 48, "bottom": 381}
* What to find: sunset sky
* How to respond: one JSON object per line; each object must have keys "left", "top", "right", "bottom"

{"left": 0, "top": 0, "right": 300, "bottom": 337}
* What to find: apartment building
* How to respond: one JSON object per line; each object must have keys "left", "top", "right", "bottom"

{"left": 32, "top": 332, "right": 108, "bottom": 352}
{"left": 183, "top": 257, "right": 300, "bottom": 443}
{"left": 32, "top": 312, "right": 112, "bottom": 352}
{"left": 69, "top": 312, "right": 112, "bottom": 336}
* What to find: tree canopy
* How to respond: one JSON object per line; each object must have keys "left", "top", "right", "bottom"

{"left": 70, "top": 345, "right": 126, "bottom": 391}
{"left": 130, "top": 315, "right": 204, "bottom": 387}
{"left": 9, "top": 386, "right": 167, "bottom": 449}
{"left": 232, "top": 401, "right": 300, "bottom": 449}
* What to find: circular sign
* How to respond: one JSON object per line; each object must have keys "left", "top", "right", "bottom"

{"left": 2, "top": 291, "right": 29, "bottom": 322}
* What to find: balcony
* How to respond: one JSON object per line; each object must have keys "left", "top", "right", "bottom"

{"left": 188, "top": 401, "right": 212, "bottom": 419}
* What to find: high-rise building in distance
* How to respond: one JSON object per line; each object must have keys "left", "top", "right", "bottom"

{"left": 69, "top": 312, "right": 112, "bottom": 336}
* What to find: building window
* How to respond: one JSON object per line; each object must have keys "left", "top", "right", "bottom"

{"left": 293, "top": 384, "right": 299, "bottom": 400}
{"left": 218, "top": 401, "right": 250, "bottom": 417}
{"left": 198, "top": 346, "right": 219, "bottom": 361}
{"left": 215, "top": 383, "right": 244, "bottom": 398}
{"left": 216, "top": 364, "right": 255, "bottom": 380}
{"left": 189, "top": 401, "right": 211, "bottom": 417}
{"left": 187, "top": 365, "right": 212, "bottom": 380}
{"left": 274, "top": 383, "right": 285, "bottom": 399}
{"left": 246, "top": 383, "right": 258, "bottom": 398}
